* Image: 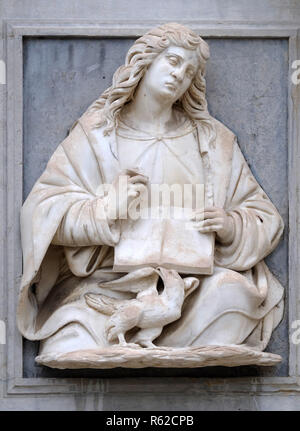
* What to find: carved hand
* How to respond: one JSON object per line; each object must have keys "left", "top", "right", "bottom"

{"left": 190, "top": 207, "right": 235, "bottom": 244}
{"left": 106, "top": 170, "right": 148, "bottom": 222}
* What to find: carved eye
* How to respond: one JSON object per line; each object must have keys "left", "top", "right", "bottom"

{"left": 167, "top": 56, "right": 178, "bottom": 66}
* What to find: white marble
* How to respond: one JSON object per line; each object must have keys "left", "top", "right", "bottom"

{"left": 36, "top": 345, "right": 282, "bottom": 369}
{"left": 17, "top": 23, "right": 284, "bottom": 368}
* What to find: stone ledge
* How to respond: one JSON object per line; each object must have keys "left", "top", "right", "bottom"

{"left": 36, "top": 345, "right": 282, "bottom": 369}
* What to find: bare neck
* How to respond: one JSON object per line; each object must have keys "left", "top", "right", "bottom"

{"left": 120, "top": 85, "right": 178, "bottom": 136}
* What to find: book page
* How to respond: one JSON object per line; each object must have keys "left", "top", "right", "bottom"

{"left": 114, "top": 206, "right": 214, "bottom": 274}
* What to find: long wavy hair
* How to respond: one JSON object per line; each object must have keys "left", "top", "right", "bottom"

{"left": 84, "top": 23, "right": 215, "bottom": 144}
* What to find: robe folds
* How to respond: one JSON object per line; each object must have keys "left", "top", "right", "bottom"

{"left": 17, "top": 112, "right": 285, "bottom": 353}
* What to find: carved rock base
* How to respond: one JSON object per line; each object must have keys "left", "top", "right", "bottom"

{"left": 35, "top": 345, "right": 282, "bottom": 369}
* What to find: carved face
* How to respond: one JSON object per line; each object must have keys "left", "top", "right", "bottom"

{"left": 141, "top": 45, "right": 199, "bottom": 104}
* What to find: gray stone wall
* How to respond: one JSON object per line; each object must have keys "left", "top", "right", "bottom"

{"left": 23, "top": 37, "right": 289, "bottom": 378}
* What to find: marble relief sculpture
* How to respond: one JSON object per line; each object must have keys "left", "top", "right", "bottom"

{"left": 17, "top": 23, "right": 285, "bottom": 368}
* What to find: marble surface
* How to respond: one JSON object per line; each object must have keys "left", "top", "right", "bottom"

{"left": 22, "top": 34, "right": 288, "bottom": 377}
{"left": 1, "top": 0, "right": 299, "bottom": 412}
{"left": 36, "top": 345, "right": 282, "bottom": 369}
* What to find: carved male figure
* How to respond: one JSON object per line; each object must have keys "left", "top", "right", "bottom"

{"left": 17, "top": 23, "right": 284, "bottom": 359}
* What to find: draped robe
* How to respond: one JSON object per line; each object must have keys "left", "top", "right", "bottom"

{"left": 17, "top": 112, "right": 284, "bottom": 354}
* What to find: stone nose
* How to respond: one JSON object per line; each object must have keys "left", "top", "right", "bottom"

{"left": 171, "top": 66, "right": 185, "bottom": 82}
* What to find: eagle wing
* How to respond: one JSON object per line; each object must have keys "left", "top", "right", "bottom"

{"left": 98, "top": 267, "right": 159, "bottom": 293}
{"left": 84, "top": 293, "right": 125, "bottom": 315}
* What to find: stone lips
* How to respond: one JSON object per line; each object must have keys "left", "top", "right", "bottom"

{"left": 36, "top": 345, "right": 282, "bottom": 369}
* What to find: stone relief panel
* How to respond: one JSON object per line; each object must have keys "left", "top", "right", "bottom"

{"left": 21, "top": 29, "right": 288, "bottom": 378}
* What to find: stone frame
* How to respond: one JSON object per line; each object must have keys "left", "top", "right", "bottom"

{"left": 1, "top": 19, "right": 300, "bottom": 399}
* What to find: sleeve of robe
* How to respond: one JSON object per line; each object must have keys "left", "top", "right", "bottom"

{"left": 17, "top": 121, "right": 120, "bottom": 338}
{"left": 21, "top": 121, "right": 119, "bottom": 256}
{"left": 214, "top": 138, "right": 284, "bottom": 271}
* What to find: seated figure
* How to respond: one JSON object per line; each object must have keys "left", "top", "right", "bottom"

{"left": 17, "top": 23, "right": 284, "bottom": 361}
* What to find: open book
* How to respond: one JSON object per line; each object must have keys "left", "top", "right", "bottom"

{"left": 113, "top": 207, "right": 215, "bottom": 275}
